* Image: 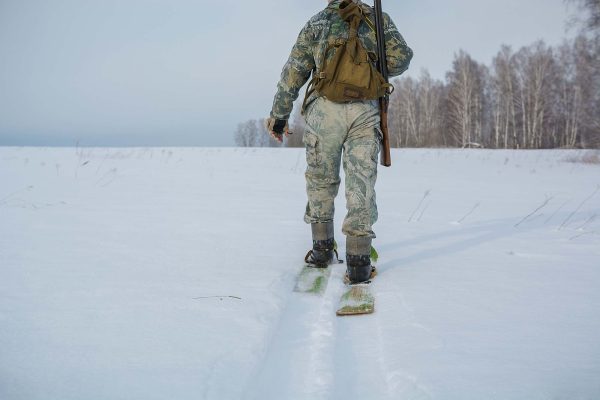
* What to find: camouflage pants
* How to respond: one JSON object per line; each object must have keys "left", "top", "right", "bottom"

{"left": 303, "top": 97, "right": 381, "bottom": 238}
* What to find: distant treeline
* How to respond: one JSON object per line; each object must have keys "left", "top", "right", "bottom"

{"left": 388, "top": 36, "right": 599, "bottom": 149}
{"left": 235, "top": 1, "right": 599, "bottom": 149}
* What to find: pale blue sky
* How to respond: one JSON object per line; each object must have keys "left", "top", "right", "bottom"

{"left": 0, "top": 0, "right": 578, "bottom": 146}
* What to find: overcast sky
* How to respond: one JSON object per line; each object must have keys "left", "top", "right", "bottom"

{"left": 0, "top": 0, "right": 579, "bottom": 146}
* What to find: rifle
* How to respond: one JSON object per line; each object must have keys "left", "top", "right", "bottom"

{"left": 373, "top": 0, "right": 392, "bottom": 167}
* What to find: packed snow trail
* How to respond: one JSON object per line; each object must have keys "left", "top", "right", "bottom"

{"left": 1, "top": 147, "right": 600, "bottom": 400}
{"left": 247, "top": 262, "right": 430, "bottom": 400}
{"left": 245, "top": 265, "right": 341, "bottom": 400}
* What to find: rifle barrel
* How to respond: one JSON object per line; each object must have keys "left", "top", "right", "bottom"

{"left": 373, "top": 0, "right": 392, "bottom": 167}
{"left": 373, "top": 0, "right": 388, "bottom": 82}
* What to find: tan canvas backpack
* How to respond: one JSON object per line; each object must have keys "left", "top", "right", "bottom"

{"left": 302, "top": 0, "right": 392, "bottom": 112}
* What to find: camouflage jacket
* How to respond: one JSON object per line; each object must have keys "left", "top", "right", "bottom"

{"left": 270, "top": 0, "right": 413, "bottom": 120}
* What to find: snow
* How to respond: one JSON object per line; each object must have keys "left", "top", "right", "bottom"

{"left": 1, "top": 147, "right": 599, "bottom": 400}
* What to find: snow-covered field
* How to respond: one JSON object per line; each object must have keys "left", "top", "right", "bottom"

{"left": 1, "top": 147, "right": 599, "bottom": 400}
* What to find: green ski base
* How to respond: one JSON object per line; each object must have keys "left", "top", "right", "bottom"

{"left": 293, "top": 264, "right": 332, "bottom": 295}
{"left": 336, "top": 284, "right": 375, "bottom": 316}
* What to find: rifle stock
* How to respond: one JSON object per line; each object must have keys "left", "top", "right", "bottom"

{"left": 374, "top": 0, "right": 391, "bottom": 167}
{"left": 379, "top": 98, "right": 391, "bottom": 167}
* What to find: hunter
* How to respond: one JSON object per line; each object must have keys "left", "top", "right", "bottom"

{"left": 267, "top": 0, "right": 413, "bottom": 283}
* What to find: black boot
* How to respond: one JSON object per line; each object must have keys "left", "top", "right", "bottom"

{"left": 346, "top": 236, "right": 373, "bottom": 284}
{"left": 305, "top": 222, "right": 337, "bottom": 268}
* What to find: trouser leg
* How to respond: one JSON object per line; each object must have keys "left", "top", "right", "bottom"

{"left": 342, "top": 102, "right": 380, "bottom": 238}
{"left": 303, "top": 99, "right": 345, "bottom": 224}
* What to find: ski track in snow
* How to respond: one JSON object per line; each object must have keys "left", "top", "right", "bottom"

{"left": 245, "top": 266, "right": 340, "bottom": 400}
{"left": 247, "top": 265, "right": 437, "bottom": 400}
{"left": 374, "top": 279, "right": 438, "bottom": 399}
{"left": 330, "top": 269, "right": 438, "bottom": 400}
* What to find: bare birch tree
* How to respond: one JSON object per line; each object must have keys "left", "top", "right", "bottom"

{"left": 235, "top": 119, "right": 281, "bottom": 147}
{"left": 490, "top": 46, "right": 520, "bottom": 148}
{"left": 568, "top": 0, "right": 600, "bottom": 36}
{"left": 388, "top": 71, "right": 445, "bottom": 147}
{"left": 388, "top": 78, "right": 404, "bottom": 147}
{"left": 513, "top": 42, "right": 558, "bottom": 148}
{"left": 418, "top": 71, "right": 446, "bottom": 147}
{"left": 234, "top": 120, "right": 259, "bottom": 147}
{"left": 445, "top": 50, "right": 487, "bottom": 147}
